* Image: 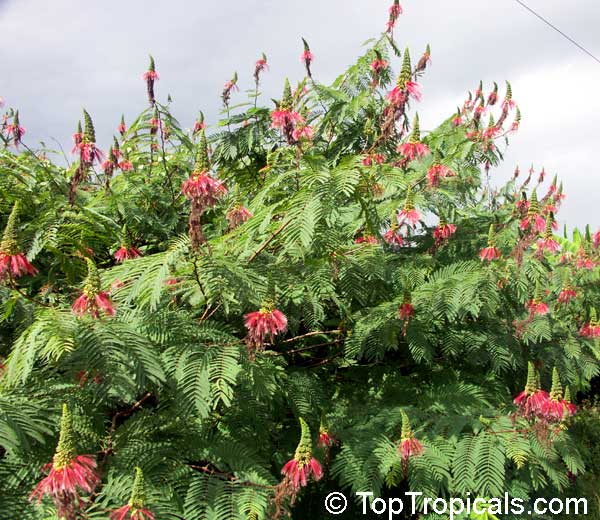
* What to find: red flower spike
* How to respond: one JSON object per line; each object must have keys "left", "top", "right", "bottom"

{"left": 281, "top": 418, "right": 323, "bottom": 490}
{"left": 479, "top": 225, "right": 501, "bottom": 261}
{"left": 29, "top": 404, "right": 100, "bottom": 516}
{"left": 398, "top": 411, "right": 424, "bottom": 470}
{"left": 244, "top": 305, "right": 288, "bottom": 348}
{"left": 0, "top": 202, "right": 38, "bottom": 279}
{"left": 513, "top": 362, "right": 549, "bottom": 418}
{"left": 72, "top": 259, "right": 115, "bottom": 319}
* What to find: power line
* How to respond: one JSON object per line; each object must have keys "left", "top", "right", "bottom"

{"left": 513, "top": 0, "right": 600, "bottom": 65}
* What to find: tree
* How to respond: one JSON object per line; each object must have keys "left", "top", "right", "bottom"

{"left": 1, "top": 3, "right": 599, "bottom": 519}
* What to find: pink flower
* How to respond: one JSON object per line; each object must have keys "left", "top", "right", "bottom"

{"left": 540, "top": 399, "right": 567, "bottom": 422}
{"left": 526, "top": 299, "right": 549, "bottom": 316}
{"left": 520, "top": 214, "right": 546, "bottom": 233}
{"left": 370, "top": 58, "right": 389, "bottom": 73}
{"left": 119, "top": 160, "right": 133, "bottom": 171}
{"left": 0, "top": 252, "right": 38, "bottom": 278}
{"left": 502, "top": 98, "right": 516, "bottom": 111}
{"left": 254, "top": 57, "right": 269, "bottom": 77}
{"left": 118, "top": 123, "right": 127, "bottom": 135}
{"left": 77, "top": 142, "right": 104, "bottom": 164}
{"left": 557, "top": 288, "right": 577, "bottom": 304}
{"left": 244, "top": 308, "right": 288, "bottom": 345}
{"left": 300, "top": 50, "right": 314, "bottom": 65}
{"left": 427, "top": 164, "right": 455, "bottom": 187}
{"left": 398, "top": 437, "right": 424, "bottom": 462}
{"left": 318, "top": 431, "right": 336, "bottom": 448}
{"left": 386, "top": 1, "right": 403, "bottom": 32}
{"left": 537, "top": 237, "right": 560, "bottom": 253}
{"left": 397, "top": 208, "right": 421, "bottom": 227}
{"left": 479, "top": 246, "right": 501, "bottom": 261}
{"left": 193, "top": 120, "right": 206, "bottom": 134}
{"left": 181, "top": 171, "right": 228, "bottom": 207}
{"left": 433, "top": 223, "right": 457, "bottom": 244}
{"left": 580, "top": 322, "right": 600, "bottom": 338}
{"left": 30, "top": 455, "right": 99, "bottom": 511}
{"left": 292, "top": 125, "right": 314, "bottom": 141}
{"left": 227, "top": 205, "right": 253, "bottom": 228}
{"left": 514, "top": 389, "right": 549, "bottom": 417}
{"left": 0, "top": 96, "right": 4, "bottom": 108}
{"left": 397, "top": 142, "right": 430, "bottom": 161}
{"left": 281, "top": 457, "right": 323, "bottom": 489}
{"left": 355, "top": 235, "right": 379, "bottom": 245}
{"left": 142, "top": 70, "right": 159, "bottom": 81}
{"left": 575, "top": 250, "right": 595, "bottom": 270}
{"left": 270, "top": 109, "right": 303, "bottom": 129}
{"left": 398, "top": 302, "right": 415, "bottom": 320}
{"left": 384, "top": 229, "right": 404, "bottom": 246}
{"left": 114, "top": 246, "right": 142, "bottom": 262}
{"left": 405, "top": 81, "right": 422, "bottom": 101}
{"left": 593, "top": 230, "right": 600, "bottom": 249}
{"left": 110, "top": 505, "right": 155, "bottom": 520}
{"left": 386, "top": 86, "right": 406, "bottom": 106}
{"left": 452, "top": 114, "right": 463, "bottom": 126}
{"left": 5, "top": 123, "right": 26, "bottom": 146}
{"left": 72, "top": 292, "right": 116, "bottom": 319}
{"left": 362, "top": 154, "right": 385, "bottom": 166}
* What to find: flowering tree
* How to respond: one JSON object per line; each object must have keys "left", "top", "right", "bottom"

{"left": 1, "top": 3, "right": 600, "bottom": 519}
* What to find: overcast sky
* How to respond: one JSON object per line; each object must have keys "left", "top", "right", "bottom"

{"left": 1, "top": 0, "right": 599, "bottom": 229}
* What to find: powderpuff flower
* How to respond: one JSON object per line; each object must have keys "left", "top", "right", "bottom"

{"left": 386, "top": 86, "right": 406, "bottom": 106}
{"left": 452, "top": 113, "right": 463, "bottom": 126}
{"left": 254, "top": 55, "right": 269, "bottom": 78}
{"left": 557, "top": 287, "right": 577, "bottom": 304}
{"left": 386, "top": 1, "right": 403, "bottom": 32}
{"left": 226, "top": 205, "right": 253, "bottom": 228}
{"left": 370, "top": 58, "right": 389, "bottom": 73}
{"left": 270, "top": 109, "right": 303, "bottom": 129}
{"left": 0, "top": 252, "right": 38, "bottom": 278}
{"left": 563, "top": 387, "right": 577, "bottom": 416}
{"left": 244, "top": 306, "right": 288, "bottom": 346}
{"left": 300, "top": 49, "right": 314, "bottom": 66}
{"left": 397, "top": 142, "right": 429, "bottom": 161}
{"left": 540, "top": 368, "right": 567, "bottom": 422}
{"left": 181, "top": 171, "right": 228, "bottom": 207}
{"left": 526, "top": 299, "right": 549, "bottom": 316}
{"left": 398, "top": 411, "right": 424, "bottom": 468}
{"left": 119, "top": 160, "right": 133, "bottom": 171}
{"left": 110, "top": 505, "right": 155, "bottom": 520}
{"left": 281, "top": 457, "right": 322, "bottom": 490}
{"left": 0, "top": 203, "right": 38, "bottom": 279}
{"left": 397, "top": 207, "right": 421, "bottom": 227}
{"left": 537, "top": 237, "right": 560, "bottom": 253}
{"left": 479, "top": 246, "right": 501, "bottom": 261}
{"left": 398, "top": 301, "right": 415, "bottom": 320}
{"left": 575, "top": 250, "right": 595, "bottom": 270}
{"left": 427, "top": 164, "right": 455, "bottom": 187}
{"left": 520, "top": 214, "right": 545, "bottom": 233}
{"left": 405, "top": 81, "right": 422, "bottom": 101}
{"left": 118, "top": 118, "right": 127, "bottom": 136}
{"left": 318, "top": 429, "right": 336, "bottom": 449}
{"left": 384, "top": 228, "right": 404, "bottom": 246}
{"left": 72, "top": 292, "right": 115, "bottom": 319}
{"left": 580, "top": 312, "right": 600, "bottom": 337}
{"left": 355, "top": 235, "right": 379, "bottom": 245}
{"left": 281, "top": 418, "right": 323, "bottom": 489}
{"left": 114, "top": 246, "right": 142, "bottom": 262}
{"left": 5, "top": 122, "right": 26, "bottom": 146}
{"left": 110, "top": 468, "right": 155, "bottom": 520}
{"left": 77, "top": 142, "right": 104, "bottom": 164}
{"left": 292, "top": 125, "right": 314, "bottom": 141}
{"left": 514, "top": 362, "right": 549, "bottom": 418}
{"left": 433, "top": 222, "right": 457, "bottom": 244}
{"left": 593, "top": 230, "right": 600, "bottom": 249}
{"left": 29, "top": 404, "right": 100, "bottom": 515}
{"left": 362, "top": 153, "right": 385, "bottom": 166}
{"left": 193, "top": 120, "right": 206, "bottom": 133}
{"left": 142, "top": 70, "right": 159, "bottom": 82}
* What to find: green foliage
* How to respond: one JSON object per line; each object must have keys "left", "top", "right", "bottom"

{"left": 0, "top": 7, "right": 599, "bottom": 520}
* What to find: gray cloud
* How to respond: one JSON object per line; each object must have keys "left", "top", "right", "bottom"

{"left": 1, "top": 0, "right": 599, "bottom": 228}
